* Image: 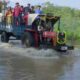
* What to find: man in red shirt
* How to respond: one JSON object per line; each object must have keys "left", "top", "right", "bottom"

{"left": 13, "top": 3, "right": 21, "bottom": 25}
{"left": 23, "top": 13, "right": 28, "bottom": 26}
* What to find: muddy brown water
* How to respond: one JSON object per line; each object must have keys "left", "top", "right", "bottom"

{"left": 0, "top": 41, "right": 80, "bottom": 80}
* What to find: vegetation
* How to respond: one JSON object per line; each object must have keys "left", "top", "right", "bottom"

{"left": 43, "top": 2, "right": 80, "bottom": 41}
{"left": 0, "top": 1, "right": 7, "bottom": 13}
{"left": 0, "top": 2, "right": 2, "bottom": 12}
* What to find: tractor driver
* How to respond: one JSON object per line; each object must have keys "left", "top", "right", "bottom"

{"left": 46, "top": 13, "right": 55, "bottom": 31}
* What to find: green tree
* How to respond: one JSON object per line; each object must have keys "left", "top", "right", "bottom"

{"left": 0, "top": 2, "right": 2, "bottom": 12}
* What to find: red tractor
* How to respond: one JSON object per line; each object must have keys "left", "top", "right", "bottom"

{"left": 21, "top": 14, "right": 74, "bottom": 52}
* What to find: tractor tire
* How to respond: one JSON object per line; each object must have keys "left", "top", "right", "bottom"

{"left": 21, "top": 32, "right": 34, "bottom": 47}
{"left": 1, "top": 32, "right": 9, "bottom": 43}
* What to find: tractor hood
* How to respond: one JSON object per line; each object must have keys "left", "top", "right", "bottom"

{"left": 28, "top": 14, "right": 39, "bottom": 25}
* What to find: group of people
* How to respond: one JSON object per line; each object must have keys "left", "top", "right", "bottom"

{"left": 5, "top": 3, "right": 43, "bottom": 26}
{"left": 5, "top": 3, "right": 55, "bottom": 32}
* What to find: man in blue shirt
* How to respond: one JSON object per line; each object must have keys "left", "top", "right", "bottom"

{"left": 35, "top": 5, "right": 43, "bottom": 14}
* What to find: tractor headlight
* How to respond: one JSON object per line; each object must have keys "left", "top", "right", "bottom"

{"left": 57, "top": 32, "right": 66, "bottom": 44}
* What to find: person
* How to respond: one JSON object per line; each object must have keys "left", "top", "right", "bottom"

{"left": 21, "top": 6, "right": 24, "bottom": 13}
{"left": 35, "top": 5, "right": 43, "bottom": 14}
{"left": 46, "top": 13, "right": 55, "bottom": 31}
{"left": 5, "top": 7, "right": 13, "bottom": 31}
{"left": 24, "top": 3, "right": 31, "bottom": 14}
{"left": 30, "top": 6, "right": 35, "bottom": 13}
{"left": 23, "top": 13, "right": 28, "bottom": 26}
{"left": 20, "top": 6, "right": 25, "bottom": 25}
{"left": 34, "top": 5, "right": 43, "bottom": 29}
{"left": 13, "top": 2, "right": 21, "bottom": 26}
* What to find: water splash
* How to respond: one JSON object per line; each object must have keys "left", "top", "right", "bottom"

{"left": 0, "top": 40, "right": 77, "bottom": 59}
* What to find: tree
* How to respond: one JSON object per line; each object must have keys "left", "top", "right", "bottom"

{"left": 0, "top": 1, "right": 2, "bottom": 12}
{"left": 42, "top": 2, "right": 80, "bottom": 40}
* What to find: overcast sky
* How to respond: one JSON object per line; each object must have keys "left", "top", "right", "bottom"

{"left": 7, "top": 0, "right": 80, "bottom": 9}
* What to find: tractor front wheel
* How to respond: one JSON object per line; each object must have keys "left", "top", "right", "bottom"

{"left": 21, "top": 32, "right": 34, "bottom": 47}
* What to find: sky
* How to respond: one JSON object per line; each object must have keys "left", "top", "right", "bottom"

{"left": 7, "top": 0, "right": 80, "bottom": 9}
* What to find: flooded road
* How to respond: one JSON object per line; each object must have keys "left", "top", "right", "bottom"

{"left": 0, "top": 41, "right": 80, "bottom": 80}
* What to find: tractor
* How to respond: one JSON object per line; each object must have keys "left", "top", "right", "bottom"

{"left": 0, "top": 13, "right": 74, "bottom": 51}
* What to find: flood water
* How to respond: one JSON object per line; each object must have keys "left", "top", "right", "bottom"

{"left": 0, "top": 41, "right": 80, "bottom": 80}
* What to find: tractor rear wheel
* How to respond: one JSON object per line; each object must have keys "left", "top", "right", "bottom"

{"left": 1, "top": 32, "right": 9, "bottom": 43}
{"left": 21, "top": 32, "right": 34, "bottom": 47}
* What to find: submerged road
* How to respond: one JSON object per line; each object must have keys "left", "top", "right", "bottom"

{"left": 0, "top": 41, "right": 80, "bottom": 80}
